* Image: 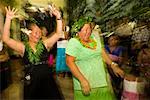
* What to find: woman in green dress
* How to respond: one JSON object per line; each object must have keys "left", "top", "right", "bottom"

{"left": 66, "top": 17, "right": 124, "bottom": 100}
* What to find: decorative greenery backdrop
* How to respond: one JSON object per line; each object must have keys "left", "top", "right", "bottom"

{"left": 67, "top": 0, "right": 150, "bottom": 32}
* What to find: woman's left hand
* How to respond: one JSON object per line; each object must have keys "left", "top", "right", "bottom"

{"left": 50, "top": 4, "right": 61, "bottom": 19}
{"left": 111, "top": 63, "right": 125, "bottom": 78}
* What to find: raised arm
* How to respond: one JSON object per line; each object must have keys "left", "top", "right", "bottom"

{"left": 44, "top": 6, "right": 62, "bottom": 49}
{"left": 2, "top": 7, "right": 24, "bottom": 56}
{"left": 101, "top": 48, "right": 124, "bottom": 78}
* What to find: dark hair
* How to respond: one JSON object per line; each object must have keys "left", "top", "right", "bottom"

{"left": 141, "top": 44, "right": 148, "bottom": 49}
{"left": 25, "top": 17, "right": 39, "bottom": 30}
{"left": 108, "top": 34, "right": 120, "bottom": 40}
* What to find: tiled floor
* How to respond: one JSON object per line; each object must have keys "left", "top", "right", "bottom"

{"left": 1, "top": 81, "right": 23, "bottom": 100}
{"left": 1, "top": 76, "right": 73, "bottom": 100}
{"left": 0, "top": 59, "right": 74, "bottom": 100}
{"left": 57, "top": 76, "right": 74, "bottom": 100}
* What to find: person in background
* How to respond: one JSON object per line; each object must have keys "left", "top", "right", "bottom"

{"left": 105, "top": 34, "right": 126, "bottom": 99}
{"left": 137, "top": 44, "right": 150, "bottom": 98}
{"left": 137, "top": 44, "right": 150, "bottom": 70}
{"left": 2, "top": 6, "right": 64, "bottom": 99}
{"left": 66, "top": 17, "right": 124, "bottom": 100}
{"left": 105, "top": 34, "right": 124, "bottom": 65}
{"left": 56, "top": 19, "right": 70, "bottom": 77}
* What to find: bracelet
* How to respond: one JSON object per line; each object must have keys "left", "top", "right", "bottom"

{"left": 57, "top": 17, "right": 62, "bottom": 20}
{"left": 111, "top": 62, "right": 119, "bottom": 71}
{"left": 111, "top": 62, "right": 117, "bottom": 66}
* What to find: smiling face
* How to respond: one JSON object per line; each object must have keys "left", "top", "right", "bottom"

{"left": 29, "top": 24, "right": 42, "bottom": 43}
{"left": 78, "top": 23, "right": 92, "bottom": 42}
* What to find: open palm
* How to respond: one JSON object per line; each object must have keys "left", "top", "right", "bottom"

{"left": 5, "top": 6, "right": 18, "bottom": 20}
{"left": 51, "top": 5, "right": 61, "bottom": 19}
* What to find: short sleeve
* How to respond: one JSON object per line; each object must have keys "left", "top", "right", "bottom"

{"left": 92, "top": 32, "right": 104, "bottom": 48}
{"left": 66, "top": 38, "right": 80, "bottom": 57}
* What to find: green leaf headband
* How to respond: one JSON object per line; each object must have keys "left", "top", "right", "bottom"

{"left": 71, "top": 17, "right": 93, "bottom": 37}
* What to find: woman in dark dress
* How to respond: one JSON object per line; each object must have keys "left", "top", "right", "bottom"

{"left": 2, "top": 6, "right": 64, "bottom": 99}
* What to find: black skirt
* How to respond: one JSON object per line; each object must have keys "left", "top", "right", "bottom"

{"left": 24, "top": 64, "right": 64, "bottom": 100}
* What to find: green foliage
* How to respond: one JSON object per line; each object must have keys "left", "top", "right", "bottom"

{"left": 22, "top": 33, "right": 28, "bottom": 42}
{"left": 98, "top": 0, "right": 150, "bottom": 23}
{"left": 67, "top": 0, "right": 86, "bottom": 23}
{"left": 68, "top": 0, "right": 150, "bottom": 31}
{"left": 71, "top": 17, "right": 93, "bottom": 37}
{"left": 24, "top": 40, "right": 45, "bottom": 64}
{"left": 1, "top": 0, "right": 18, "bottom": 7}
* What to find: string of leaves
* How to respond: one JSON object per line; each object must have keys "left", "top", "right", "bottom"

{"left": 24, "top": 40, "right": 45, "bottom": 64}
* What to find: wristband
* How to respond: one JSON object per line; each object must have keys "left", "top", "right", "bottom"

{"left": 111, "top": 62, "right": 117, "bottom": 66}
{"left": 57, "top": 17, "right": 62, "bottom": 20}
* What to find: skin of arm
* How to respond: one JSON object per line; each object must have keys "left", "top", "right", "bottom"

{"left": 2, "top": 7, "right": 24, "bottom": 56}
{"left": 102, "top": 48, "right": 124, "bottom": 78}
{"left": 66, "top": 54, "right": 91, "bottom": 95}
{"left": 102, "top": 48, "right": 114, "bottom": 65}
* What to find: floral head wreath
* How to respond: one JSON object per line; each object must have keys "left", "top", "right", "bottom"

{"left": 71, "top": 17, "right": 93, "bottom": 37}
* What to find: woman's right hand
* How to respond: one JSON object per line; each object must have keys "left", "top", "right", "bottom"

{"left": 48, "top": 4, "right": 61, "bottom": 19}
{"left": 5, "top": 6, "right": 18, "bottom": 20}
{"left": 111, "top": 62, "right": 125, "bottom": 78}
{"left": 80, "top": 77, "right": 91, "bottom": 95}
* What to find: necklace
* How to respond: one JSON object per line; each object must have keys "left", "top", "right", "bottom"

{"left": 76, "top": 35, "right": 97, "bottom": 50}
{"left": 25, "top": 40, "right": 45, "bottom": 64}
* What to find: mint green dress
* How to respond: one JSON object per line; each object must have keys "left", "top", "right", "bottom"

{"left": 66, "top": 33, "right": 115, "bottom": 100}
